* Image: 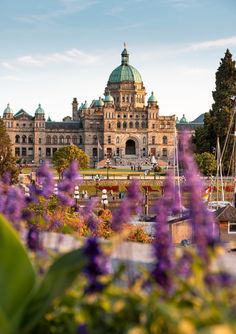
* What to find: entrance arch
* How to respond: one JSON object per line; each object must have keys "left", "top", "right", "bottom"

{"left": 125, "top": 139, "right": 136, "bottom": 155}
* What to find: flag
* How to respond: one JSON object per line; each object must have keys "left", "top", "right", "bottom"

{"left": 97, "top": 138, "right": 102, "bottom": 150}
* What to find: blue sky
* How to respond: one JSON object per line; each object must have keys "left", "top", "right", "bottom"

{"left": 0, "top": 0, "right": 236, "bottom": 121}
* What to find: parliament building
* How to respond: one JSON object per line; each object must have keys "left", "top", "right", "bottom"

{"left": 2, "top": 46, "right": 176, "bottom": 167}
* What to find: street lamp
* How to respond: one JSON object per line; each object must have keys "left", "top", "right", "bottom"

{"left": 54, "top": 183, "right": 58, "bottom": 195}
{"left": 101, "top": 189, "right": 108, "bottom": 209}
{"left": 94, "top": 174, "right": 100, "bottom": 196}
{"left": 74, "top": 185, "right": 80, "bottom": 206}
{"left": 106, "top": 158, "right": 111, "bottom": 180}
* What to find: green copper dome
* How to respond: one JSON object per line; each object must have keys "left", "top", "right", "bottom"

{"left": 95, "top": 97, "right": 104, "bottom": 107}
{"left": 148, "top": 92, "right": 157, "bottom": 103}
{"left": 3, "top": 103, "right": 13, "bottom": 114}
{"left": 108, "top": 47, "right": 142, "bottom": 83}
{"left": 82, "top": 101, "right": 89, "bottom": 109}
{"left": 35, "top": 104, "right": 45, "bottom": 114}
{"left": 104, "top": 92, "right": 114, "bottom": 102}
{"left": 179, "top": 114, "right": 188, "bottom": 124}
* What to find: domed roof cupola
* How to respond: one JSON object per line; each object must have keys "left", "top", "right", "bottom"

{"left": 3, "top": 103, "right": 13, "bottom": 114}
{"left": 95, "top": 97, "right": 104, "bottom": 107}
{"left": 148, "top": 92, "right": 157, "bottom": 104}
{"left": 108, "top": 44, "right": 142, "bottom": 83}
{"left": 82, "top": 100, "right": 89, "bottom": 109}
{"left": 179, "top": 114, "right": 188, "bottom": 124}
{"left": 35, "top": 104, "right": 45, "bottom": 115}
{"left": 104, "top": 91, "right": 114, "bottom": 103}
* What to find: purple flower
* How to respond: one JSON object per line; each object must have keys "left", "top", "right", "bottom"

{"left": 152, "top": 199, "right": 174, "bottom": 293}
{"left": 176, "top": 251, "right": 193, "bottom": 278}
{"left": 77, "top": 324, "right": 89, "bottom": 334}
{"left": 3, "top": 186, "right": 26, "bottom": 222}
{"left": 112, "top": 180, "right": 142, "bottom": 232}
{"left": 83, "top": 237, "right": 108, "bottom": 294}
{"left": 27, "top": 226, "right": 41, "bottom": 251}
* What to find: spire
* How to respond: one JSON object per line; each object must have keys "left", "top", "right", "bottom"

{"left": 121, "top": 43, "right": 129, "bottom": 65}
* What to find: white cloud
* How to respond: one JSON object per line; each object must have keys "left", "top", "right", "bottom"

{"left": 186, "top": 36, "right": 236, "bottom": 51}
{"left": 17, "top": 0, "right": 97, "bottom": 23}
{"left": 2, "top": 48, "right": 100, "bottom": 69}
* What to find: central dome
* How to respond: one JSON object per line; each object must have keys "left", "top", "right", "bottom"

{"left": 108, "top": 47, "right": 142, "bottom": 83}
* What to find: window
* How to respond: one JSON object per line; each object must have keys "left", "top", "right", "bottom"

{"left": 117, "top": 121, "right": 121, "bottom": 129}
{"left": 59, "top": 136, "right": 64, "bottom": 144}
{"left": 162, "top": 148, "right": 168, "bottom": 157}
{"left": 108, "top": 123, "right": 111, "bottom": 129}
{"left": 53, "top": 136, "right": 58, "bottom": 144}
{"left": 152, "top": 124, "right": 155, "bottom": 129}
{"left": 108, "top": 136, "right": 111, "bottom": 144}
{"left": 15, "top": 147, "right": 20, "bottom": 156}
{"left": 123, "top": 122, "right": 127, "bottom": 129}
{"left": 28, "top": 136, "right": 33, "bottom": 144}
{"left": 72, "top": 136, "right": 77, "bottom": 144}
{"left": 15, "top": 135, "right": 20, "bottom": 143}
{"left": 129, "top": 122, "right": 133, "bottom": 128}
{"left": 22, "top": 147, "right": 27, "bottom": 156}
{"left": 122, "top": 96, "right": 125, "bottom": 102}
{"left": 167, "top": 122, "right": 171, "bottom": 128}
{"left": 163, "top": 136, "right": 168, "bottom": 144}
{"left": 93, "top": 148, "right": 98, "bottom": 157}
{"left": 22, "top": 135, "right": 27, "bottom": 144}
{"left": 116, "top": 137, "right": 120, "bottom": 144}
{"left": 123, "top": 114, "right": 127, "bottom": 118}
{"left": 39, "top": 138, "right": 42, "bottom": 144}
{"left": 46, "top": 136, "right": 51, "bottom": 144}
{"left": 79, "top": 136, "right": 83, "bottom": 145}
{"left": 93, "top": 135, "right": 97, "bottom": 144}
{"left": 141, "top": 121, "right": 145, "bottom": 128}
{"left": 143, "top": 137, "right": 146, "bottom": 145}
{"left": 152, "top": 136, "right": 155, "bottom": 145}
{"left": 46, "top": 148, "right": 51, "bottom": 157}
{"left": 53, "top": 148, "right": 57, "bottom": 155}
{"left": 66, "top": 136, "right": 71, "bottom": 144}
{"left": 228, "top": 223, "right": 236, "bottom": 234}
{"left": 160, "top": 122, "right": 165, "bottom": 129}
{"left": 135, "top": 121, "right": 139, "bottom": 128}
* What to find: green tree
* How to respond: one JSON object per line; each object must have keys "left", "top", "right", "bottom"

{"left": 195, "top": 49, "right": 236, "bottom": 169}
{"left": 0, "top": 119, "right": 19, "bottom": 183}
{"left": 194, "top": 152, "right": 217, "bottom": 176}
{"left": 52, "top": 145, "right": 89, "bottom": 177}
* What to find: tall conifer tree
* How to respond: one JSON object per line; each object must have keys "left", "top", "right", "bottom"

{"left": 0, "top": 118, "right": 19, "bottom": 182}
{"left": 195, "top": 49, "right": 236, "bottom": 172}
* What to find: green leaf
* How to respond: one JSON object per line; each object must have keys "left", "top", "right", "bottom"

{"left": 20, "top": 248, "right": 86, "bottom": 333}
{"left": 0, "top": 215, "right": 36, "bottom": 330}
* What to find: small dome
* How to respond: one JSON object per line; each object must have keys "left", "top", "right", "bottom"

{"left": 148, "top": 92, "right": 157, "bottom": 103}
{"left": 35, "top": 104, "right": 45, "bottom": 114}
{"left": 95, "top": 97, "right": 104, "bottom": 107}
{"left": 179, "top": 114, "right": 188, "bottom": 124}
{"left": 176, "top": 116, "right": 179, "bottom": 124}
{"left": 78, "top": 103, "right": 84, "bottom": 111}
{"left": 104, "top": 92, "right": 114, "bottom": 103}
{"left": 82, "top": 100, "right": 89, "bottom": 109}
{"left": 3, "top": 103, "right": 13, "bottom": 114}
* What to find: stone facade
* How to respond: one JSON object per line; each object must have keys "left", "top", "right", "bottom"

{"left": 2, "top": 47, "right": 176, "bottom": 167}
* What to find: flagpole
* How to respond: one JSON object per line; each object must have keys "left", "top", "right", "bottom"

{"left": 97, "top": 138, "right": 100, "bottom": 166}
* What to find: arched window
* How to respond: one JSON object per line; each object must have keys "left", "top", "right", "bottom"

{"left": 116, "top": 137, "right": 120, "bottom": 144}
{"left": 46, "top": 136, "right": 51, "bottom": 144}
{"left": 59, "top": 136, "right": 64, "bottom": 144}
{"left": 39, "top": 138, "right": 42, "bottom": 144}
{"left": 53, "top": 135, "right": 58, "bottom": 144}
{"left": 108, "top": 123, "right": 111, "bottom": 129}
{"left": 143, "top": 137, "right": 146, "bottom": 145}
{"left": 72, "top": 136, "right": 77, "bottom": 144}
{"left": 79, "top": 135, "right": 83, "bottom": 145}
{"left": 129, "top": 121, "right": 133, "bottom": 128}
{"left": 167, "top": 122, "right": 171, "bottom": 128}
{"left": 152, "top": 136, "right": 155, "bottom": 145}
{"left": 163, "top": 136, "right": 168, "bottom": 144}
{"left": 123, "top": 122, "right": 127, "bottom": 129}
{"left": 66, "top": 136, "right": 71, "bottom": 144}
{"left": 135, "top": 121, "right": 139, "bottom": 128}
{"left": 141, "top": 121, "right": 145, "bottom": 128}
{"left": 160, "top": 122, "right": 165, "bottom": 129}
{"left": 117, "top": 121, "right": 121, "bottom": 129}
{"left": 22, "top": 135, "right": 27, "bottom": 144}
{"left": 15, "top": 135, "right": 20, "bottom": 143}
{"left": 162, "top": 148, "right": 168, "bottom": 157}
